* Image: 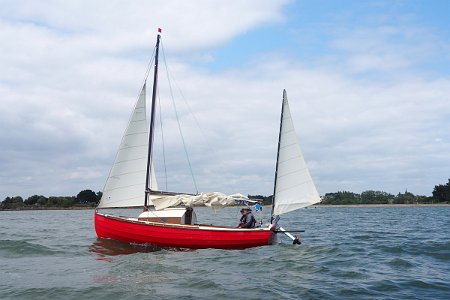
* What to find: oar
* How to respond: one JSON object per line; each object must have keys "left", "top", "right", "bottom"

{"left": 277, "top": 227, "right": 303, "bottom": 245}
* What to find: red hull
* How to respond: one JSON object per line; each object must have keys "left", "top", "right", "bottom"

{"left": 94, "top": 211, "right": 275, "bottom": 249}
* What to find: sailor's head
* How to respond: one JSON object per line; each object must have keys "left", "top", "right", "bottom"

{"left": 240, "top": 207, "right": 251, "bottom": 215}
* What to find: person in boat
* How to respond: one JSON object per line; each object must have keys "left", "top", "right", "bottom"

{"left": 237, "top": 207, "right": 256, "bottom": 228}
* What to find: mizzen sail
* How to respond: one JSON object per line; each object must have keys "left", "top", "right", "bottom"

{"left": 98, "top": 84, "right": 158, "bottom": 208}
{"left": 273, "top": 90, "right": 320, "bottom": 215}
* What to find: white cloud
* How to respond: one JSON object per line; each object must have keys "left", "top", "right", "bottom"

{"left": 0, "top": 0, "right": 289, "bottom": 199}
{"left": 0, "top": 0, "right": 449, "bottom": 201}
{"left": 1, "top": 0, "right": 287, "bottom": 52}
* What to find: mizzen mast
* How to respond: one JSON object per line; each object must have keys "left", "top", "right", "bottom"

{"left": 271, "top": 89, "right": 286, "bottom": 221}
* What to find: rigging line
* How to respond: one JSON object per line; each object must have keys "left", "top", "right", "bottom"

{"left": 161, "top": 40, "right": 199, "bottom": 194}
{"left": 157, "top": 88, "right": 168, "bottom": 191}
{"left": 141, "top": 45, "right": 157, "bottom": 87}
{"left": 100, "top": 49, "right": 155, "bottom": 197}
{"left": 167, "top": 67, "right": 219, "bottom": 163}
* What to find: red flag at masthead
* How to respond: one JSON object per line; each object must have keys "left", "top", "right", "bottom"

{"left": 158, "top": 28, "right": 162, "bottom": 33}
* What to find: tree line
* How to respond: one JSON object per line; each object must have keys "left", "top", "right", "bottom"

{"left": 1, "top": 179, "right": 449, "bottom": 209}
{"left": 249, "top": 178, "right": 450, "bottom": 206}
{"left": 0, "top": 190, "right": 102, "bottom": 210}
{"left": 320, "top": 179, "right": 450, "bottom": 205}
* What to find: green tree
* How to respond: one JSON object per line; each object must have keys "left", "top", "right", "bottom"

{"left": 25, "top": 195, "right": 46, "bottom": 206}
{"left": 77, "top": 189, "right": 98, "bottom": 204}
{"left": 360, "top": 190, "right": 393, "bottom": 204}
{"left": 416, "top": 195, "right": 432, "bottom": 203}
{"left": 248, "top": 194, "right": 273, "bottom": 206}
{"left": 37, "top": 196, "right": 48, "bottom": 206}
{"left": 321, "top": 191, "right": 360, "bottom": 205}
{"left": 96, "top": 191, "right": 103, "bottom": 202}
{"left": 61, "top": 197, "right": 76, "bottom": 207}
{"left": 1, "top": 196, "right": 24, "bottom": 209}
{"left": 394, "top": 191, "right": 416, "bottom": 204}
{"left": 432, "top": 179, "right": 450, "bottom": 203}
{"left": 47, "top": 196, "right": 62, "bottom": 206}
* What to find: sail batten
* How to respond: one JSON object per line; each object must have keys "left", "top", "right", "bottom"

{"left": 115, "top": 157, "right": 147, "bottom": 164}
{"left": 123, "top": 132, "right": 147, "bottom": 137}
{"left": 276, "top": 168, "right": 308, "bottom": 179}
{"left": 118, "top": 145, "right": 147, "bottom": 150}
{"left": 104, "top": 183, "right": 144, "bottom": 191}
{"left": 273, "top": 90, "right": 320, "bottom": 216}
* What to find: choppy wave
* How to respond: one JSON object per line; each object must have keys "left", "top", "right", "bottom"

{"left": 0, "top": 239, "right": 59, "bottom": 257}
{"left": 0, "top": 207, "right": 449, "bottom": 299}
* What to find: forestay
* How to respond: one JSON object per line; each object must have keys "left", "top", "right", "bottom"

{"left": 273, "top": 90, "right": 320, "bottom": 215}
{"left": 98, "top": 84, "right": 158, "bottom": 208}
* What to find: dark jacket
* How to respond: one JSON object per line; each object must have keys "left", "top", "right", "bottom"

{"left": 239, "top": 212, "right": 256, "bottom": 228}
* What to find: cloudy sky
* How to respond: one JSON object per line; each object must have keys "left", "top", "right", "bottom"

{"left": 1, "top": 0, "right": 449, "bottom": 200}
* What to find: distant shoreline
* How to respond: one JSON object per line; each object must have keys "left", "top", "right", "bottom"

{"left": 310, "top": 203, "right": 450, "bottom": 208}
{"left": 0, "top": 206, "right": 95, "bottom": 211}
{"left": 1, "top": 203, "right": 449, "bottom": 212}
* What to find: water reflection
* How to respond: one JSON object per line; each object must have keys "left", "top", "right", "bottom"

{"left": 89, "top": 238, "right": 162, "bottom": 257}
{"left": 89, "top": 238, "right": 194, "bottom": 258}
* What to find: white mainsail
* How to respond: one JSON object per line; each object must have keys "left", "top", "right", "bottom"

{"left": 273, "top": 90, "right": 320, "bottom": 215}
{"left": 98, "top": 84, "right": 158, "bottom": 208}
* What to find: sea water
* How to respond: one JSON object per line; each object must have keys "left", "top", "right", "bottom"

{"left": 0, "top": 206, "right": 449, "bottom": 299}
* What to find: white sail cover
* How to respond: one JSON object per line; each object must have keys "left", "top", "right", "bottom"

{"left": 273, "top": 90, "right": 320, "bottom": 215}
{"left": 151, "top": 192, "right": 248, "bottom": 211}
{"left": 98, "top": 84, "right": 158, "bottom": 208}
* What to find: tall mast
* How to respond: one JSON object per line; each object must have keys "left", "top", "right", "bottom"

{"left": 271, "top": 89, "right": 286, "bottom": 220}
{"left": 144, "top": 28, "right": 162, "bottom": 208}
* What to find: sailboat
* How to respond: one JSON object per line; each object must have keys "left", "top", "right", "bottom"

{"left": 94, "top": 30, "right": 320, "bottom": 249}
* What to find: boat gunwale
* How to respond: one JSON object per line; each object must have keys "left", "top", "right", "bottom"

{"left": 95, "top": 210, "right": 272, "bottom": 232}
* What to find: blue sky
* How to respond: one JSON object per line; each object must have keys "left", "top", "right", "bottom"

{"left": 0, "top": 0, "right": 449, "bottom": 200}
{"left": 192, "top": 0, "right": 450, "bottom": 74}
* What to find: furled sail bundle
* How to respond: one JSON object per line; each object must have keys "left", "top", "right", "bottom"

{"left": 151, "top": 192, "right": 248, "bottom": 210}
